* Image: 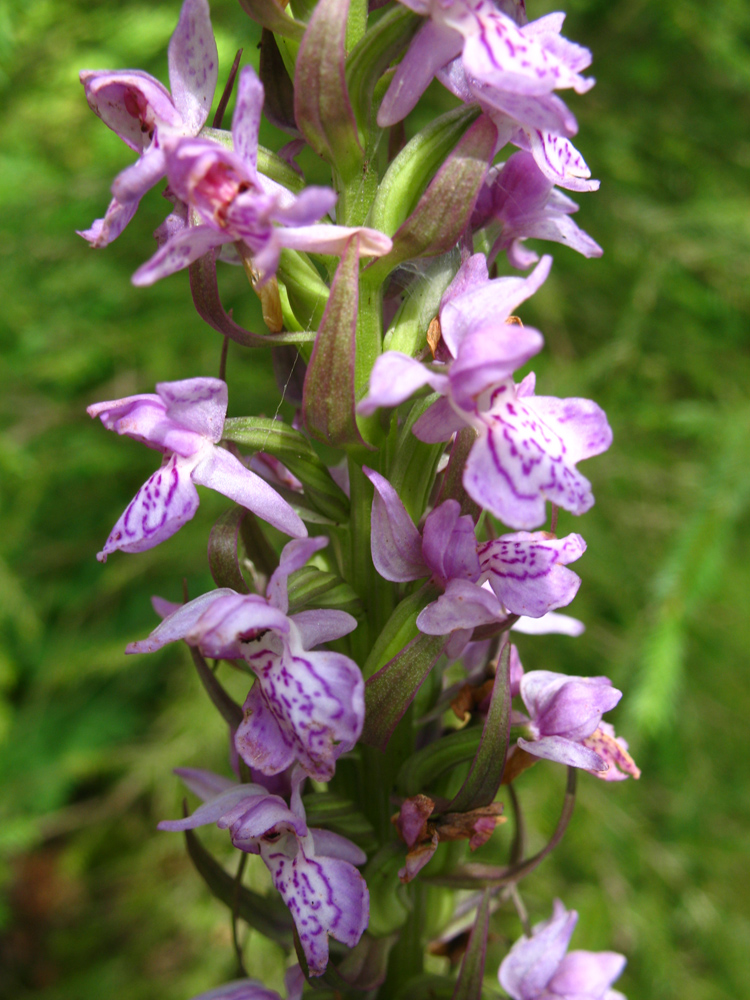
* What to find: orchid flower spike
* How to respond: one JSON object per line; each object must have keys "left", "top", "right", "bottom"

{"left": 159, "top": 767, "right": 368, "bottom": 975}
{"left": 88, "top": 377, "right": 306, "bottom": 559}
{"left": 133, "top": 66, "right": 392, "bottom": 287}
{"left": 78, "top": 0, "right": 218, "bottom": 247}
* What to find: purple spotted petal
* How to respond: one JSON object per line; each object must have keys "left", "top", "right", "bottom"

{"left": 267, "top": 537, "right": 329, "bottom": 613}
{"left": 79, "top": 69, "right": 181, "bottom": 151}
{"left": 525, "top": 130, "right": 600, "bottom": 192}
{"left": 131, "top": 222, "right": 233, "bottom": 286}
{"left": 463, "top": 380, "right": 608, "bottom": 529}
{"left": 77, "top": 195, "right": 139, "bottom": 248}
{"left": 359, "top": 353, "right": 448, "bottom": 416}
{"left": 417, "top": 578, "right": 503, "bottom": 634}
{"left": 499, "top": 903, "right": 578, "bottom": 1000}
{"left": 191, "top": 446, "right": 307, "bottom": 539}
{"left": 363, "top": 468, "right": 427, "bottom": 583}
{"left": 97, "top": 454, "right": 200, "bottom": 561}
{"left": 231, "top": 66, "right": 264, "bottom": 172}
{"left": 236, "top": 625, "right": 364, "bottom": 780}
{"left": 478, "top": 531, "right": 585, "bottom": 617}
{"left": 260, "top": 833, "right": 368, "bottom": 975}
{"left": 168, "top": 0, "right": 218, "bottom": 135}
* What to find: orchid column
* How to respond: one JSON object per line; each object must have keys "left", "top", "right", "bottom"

{"left": 80, "top": 0, "right": 638, "bottom": 996}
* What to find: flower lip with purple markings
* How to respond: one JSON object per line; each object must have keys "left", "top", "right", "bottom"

{"left": 499, "top": 900, "right": 627, "bottom": 1000}
{"left": 88, "top": 376, "right": 306, "bottom": 560}
{"left": 512, "top": 669, "right": 639, "bottom": 778}
{"left": 378, "top": 1, "right": 594, "bottom": 130}
{"left": 127, "top": 537, "right": 364, "bottom": 782}
{"left": 471, "top": 151, "right": 602, "bottom": 269}
{"left": 78, "top": 0, "right": 218, "bottom": 247}
{"left": 132, "top": 66, "right": 392, "bottom": 287}
{"left": 159, "top": 766, "right": 369, "bottom": 976}
{"left": 360, "top": 257, "right": 612, "bottom": 530}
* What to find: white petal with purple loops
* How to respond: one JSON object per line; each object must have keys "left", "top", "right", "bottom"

{"left": 479, "top": 531, "right": 586, "bottom": 617}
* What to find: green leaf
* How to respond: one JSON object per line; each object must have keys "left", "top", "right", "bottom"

{"left": 382, "top": 248, "right": 460, "bottom": 356}
{"left": 189, "top": 647, "right": 243, "bottom": 731}
{"left": 238, "top": 0, "right": 306, "bottom": 40}
{"left": 451, "top": 890, "right": 491, "bottom": 1000}
{"left": 397, "top": 726, "right": 482, "bottom": 798}
{"left": 286, "top": 565, "right": 363, "bottom": 616}
{"left": 294, "top": 0, "right": 362, "bottom": 180}
{"left": 184, "top": 826, "right": 293, "bottom": 946}
{"left": 302, "top": 236, "right": 367, "bottom": 448}
{"left": 302, "top": 791, "right": 377, "bottom": 852}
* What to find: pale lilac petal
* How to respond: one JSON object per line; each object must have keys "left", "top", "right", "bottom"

{"left": 522, "top": 212, "right": 603, "bottom": 258}
{"left": 173, "top": 767, "right": 238, "bottom": 800}
{"left": 359, "top": 353, "right": 448, "bottom": 416}
{"left": 267, "top": 537, "right": 329, "bottom": 613}
{"left": 77, "top": 196, "right": 139, "bottom": 247}
{"left": 126, "top": 588, "right": 236, "bottom": 653}
{"left": 192, "top": 446, "right": 307, "bottom": 538}
{"left": 549, "top": 950, "right": 627, "bottom": 998}
{"left": 499, "top": 905, "right": 577, "bottom": 1000}
{"left": 506, "top": 239, "right": 540, "bottom": 269}
{"left": 97, "top": 454, "right": 199, "bottom": 561}
{"left": 158, "top": 784, "right": 268, "bottom": 832}
{"left": 277, "top": 224, "right": 392, "bottom": 258}
{"left": 512, "top": 611, "right": 585, "bottom": 636}
{"left": 289, "top": 610, "right": 357, "bottom": 648}
{"left": 219, "top": 793, "right": 306, "bottom": 848}
{"left": 479, "top": 531, "right": 585, "bottom": 617}
{"left": 79, "top": 69, "right": 181, "bottom": 151}
{"left": 184, "top": 593, "right": 289, "bottom": 659}
{"left": 440, "top": 254, "right": 552, "bottom": 356}
{"left": 449, "top": 325, "right": 545, "bottom": 408}
{"left": 521, "top": 672, "right": 621, "bottom": 741}
{"left": 269, "top": 186, "right": 338, "bottom": 227}
{"left": 411, "top": 395, "right": 467, "bottom": 441}
{"left": 87, "top": 393, "right": 204, "bottom": 456}
{"left": 310, "top": 829, "right": 367, "bottom": 865}
{"left": 421, "top": 501, "right": 480, "bottom": 583}
{"left": 111, "top": 146, "right": 167, "bottom": 204}
{"left": 232, "top": 66, "right": 265, "bottom": 173}
{"left": 168, "top": 0, "right": 218, "bottom": 134}
{"left": 377, "top": 19, "right": 462, "bottom": 126}
{"left": 417, "top": 579, "right": 503, "bottom": 634}
{"left": 131, "top": 223, "right": 232, "bottom": 286}
{"left": 261, "top": 837, "right": 368, "bottom": 975}
{"left": 517, "top": 734, "right": 607, "bottom": 771}
{"left": 469, "top": 78, "right": 579, "bottom": 136}
{"left": 364, "top": 468, "right": 428, "bottom": 582}
{"left": 523, "top": 395, "right": 613, "bottom": 465}
{"left": 285, "top": 966, "right": 305, "bottom": 1000}
{"left": 152, "top": 595, "right": 182, "bottom": 618}
{"left": 154, "top": 376, "right": 227, "bottom": 441}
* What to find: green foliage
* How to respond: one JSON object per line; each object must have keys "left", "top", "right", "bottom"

{"left": 1, "top": 0, "right": 748, "bottom": 998}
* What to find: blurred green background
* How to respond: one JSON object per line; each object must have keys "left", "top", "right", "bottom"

{"left": 1, "top": 0, "right": 749, "bottom": 997}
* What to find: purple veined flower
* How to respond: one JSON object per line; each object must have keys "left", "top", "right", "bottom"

{"left": 78, "top": 0, "right": 218, "bottom": 247}
{"left": 378, "top": 2, "right": 593, "bottom": 129}
{"left": 511, "top": 670, "right": 640, "bottom": 778}
{"left": 88, "top": 377, "right": 306, "bottom": 560}
{"left": 471, "top": 152, "right": 602, "bottom": 269}
{"left": 127, "top": 537, "right": 364, "bottom": 781}
{"left": 478, "top": 530, "right": 586, "bottom": 618}
{"left": 360, "top": 258, "right": 612, "bottom": 530}
{"left": 159, "top": 766, "right": 369, "bottom": 976}
{"left": 132, "top": 66, "right": 392, "bottom": 287}
{"left": 437, "top": 56, "right": 600, "bottom": 194}
{"left": 499, "top": 900, "right": 627, "bottom": 1000}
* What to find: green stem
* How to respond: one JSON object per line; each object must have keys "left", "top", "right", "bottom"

{"left": 381, "top": 879, "right": 426, "bottom": 997}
